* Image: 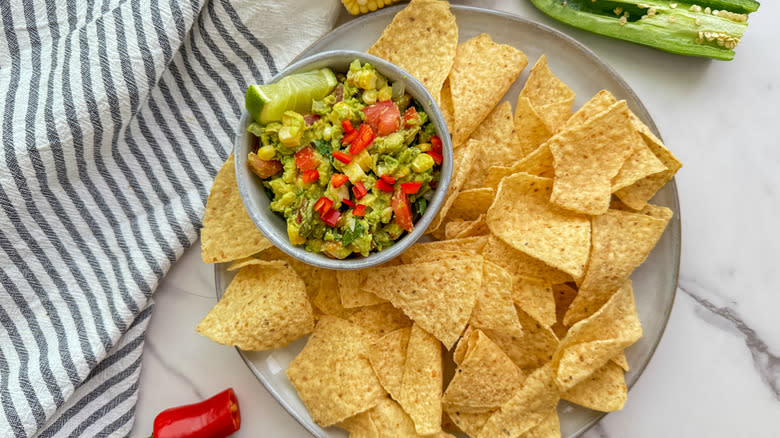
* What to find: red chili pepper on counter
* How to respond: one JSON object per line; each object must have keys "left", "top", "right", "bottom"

{"left": 151, "top": 388, "right": 240, "bottom": 438}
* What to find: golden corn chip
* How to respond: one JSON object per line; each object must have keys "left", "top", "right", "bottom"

{"left": 463, "top": 102, "right": 523, "bottom": 189}
{"left": 369, "top": 327, "right": 411, "bottom": 402}
{"left": 446, "top": 410, "right": 493, "bottom": 437}
{"left": 562, "top": 90, "right": 616, "bottom": 130}
{"left": 486, "top": 173, "right": 590, "bottom": 278}
{"left": 201, "top": 155, "right": 273, "bottom": 263}
{"left": 470, "top": 262, "right": 524, "bottom": 337}
{"left": 449, "top": 34, "right": 528, "bottom": 146}
{"left": 348, "top": 302, "right": 412, "bottom": 339}
{"left": 337, "top": 270, "right": 388, "bottom": 308}
{"left": 519, "top": 410, "right": 561, "bottom": 438}
{"left": 444, "top": 215, "right": 489, "bottom": 240}
{"left": 436, "top": 188, "right": 495, "bottom": 237}
{"left": 561, "top": 361, "right": 627, "bottom": 412}
{"left": 338, "top": 410, "right": 377, "bottom": 438}
{"left": 514, "top": 97, "right": 554, "bottom": 158}
{"left": 311, "top": 270, "right": 356, "bottom": 320}
{"left": 519, "top": 55, "right": 576, "bottom": 131}
{"left": 440, "top": 78, "right": 455, "bottom": 139}
{"left": 225, "top": 256, "right": 259, "bottom": 271}
{"left": 258, "top": 247, "right": 324, "bottom": 298}
{"left": 537, "top": 97, "right": 575, "bottom": 133}
{"left": 368, "top": 0, "right": 457, "bottom": 104}
{"left": 350, "top": 397, "right": 455, "bottom": 438}
{"left": 400, "top": 236, "right": 488, "bottom": 264}
{"left": 554, "top": 281, "right": 642, "bottom": 391}
{"left": 429, "top": 139, "right": 480, "bottom": 235}
{"left": 548, "top": 100, "right": 637, "bottom": 215}
{"left": 551, "top": 283, "right": 578, "bottom": 339}
{"left": 477, "top": 363, "right": 560, "bottom": 438}
{"left": 196, "top": 261, "right": 314, "bottom": 350}
{"left": 287, "top": 316, "right": 385, "bottom": 426}
{"left": 358, "top": 257, "right": 483, "bottom": 349}
{"left": 511, "top": 275, "right": 556, "bottom": 328}
{"left": 443, "top": 330, "right": 526, "bottom": 413}
{"left": 481, "top": 235, "right": 572, "bottom": 284}
{"left": 484, "top": 306, "right": 559, "bottom": 373}
{"left": 484, "top": 142, "right": 556, "bottom": 192}
{"left": 612, "top": 351, "right": 630, "bottom": 372}
{"left": 565, "top": 207, "right": 671, "bottom": 325}
{"left": 398, "top": 324, "right": 443, "bottom": 435}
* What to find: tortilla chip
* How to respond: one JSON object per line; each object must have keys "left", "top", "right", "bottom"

{"left": 561, "top": 361, "right": 627, "bottom": 412}
{"left": 449, "top": 34, "right": 528, "bottom": 146}
{"left": 484, "top": 142, "right": 555, "bottom": 191}
{"left": 437, "top": 188, "right": 495, "bottom": 236}
{"left": 565, "top": 207, "right": 671, "bottom": 325}
{"left": 554, "top": 281, "right": 642, "bottom": 391}
{"left": 612, "top": 352, "right": 630, "bottom": 372}
{"left": 368, "top": 0, "right": 457, "bottom": 104}
{"left": 337, "top": 270, "right": 388, "bottom": 308}
{"left": 477, "top": 363, "right": 560, "bottom": 438}
{"left": 429, "top": 139, "right": 480, "bottom": 234}
{"left": 226, "top": 256, "right": 260, "bottom": 271}
{"left": 358, "top": 257, "right": 483, "bottom": 349}
{"left": 551, "top": 283, "right": 578, "bottom": 339}
{"left": 519, "top": 55, "right": 576, "bottom": 131}
{"left": 537, "top": 97, "right": 575, "bottom": 133}
{"left": 400, "top": 236, "right": 488, "bottom": 263}
{"left": 398, "top": 324, "right": 443, "bottom": 435}
{"left": 287, "top": 317, "right": 385, "bottom": 426}
{"left": 446, "top": 410, "right": 493, "bottom": 437}
{"left": 562, "top": 90, "right": 616, "bottom": 130}
{"left": 311, "top": 270, "right": 357, "bottom": 320}
{"left": 349, "top": 303, "right": 413, "bottom": 339}
{"left": 486, "top": 305, "right": 559, "bottom": 373}
{"left": 338, "top": 410, "right": 378, "bottom": 438}
{"left": 463, "top": 102, "right": 523, "bottom": 189}
{"left": 519, "top": 410, "right": 561, "bottom": 438}
{"left": 514, "top": 97, "right": 554, "bottom": 158}
{"left": 614, "top": 111, "right": 682, "bottom": 209}
{"left": 196, "top": 260, "right": 314, "bottom": 350}
{"left": 443, "top": 330, "right": 526, "bottom": 413}
{"left": 440, "top": 78, "right": 455, "bottom": 136}
{"left": 486, "top": 173, "right": 590, "bottom": 278}
{"left": 349, "top": 397, "right": 455, "bottom": 438}
{"left": 258, "top": 247, "right": 324, "bottom": 298}
{"left": 469, "top": 262, "right": 524, "bottom": 337}
{"left": 548, "top": 100, "right": 637, "bottom": 215}
{"left": 369, "top": 327, "right": 411, "bottom": 402}
{"left": 201, "top": 155, "right": 273, "bottom": 263}
{"left": 444, "top": 215, "right": 489, "bottom": 240}
{"left": 481, "top": 235, "right": 572, "bottom": 284}
{"left": 611, "top": 135, "right": 667, "bottom": 192}
{"left": 511, "top": 275, "right": 556, "bottom": 328}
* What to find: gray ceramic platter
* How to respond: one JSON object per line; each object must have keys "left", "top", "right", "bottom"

{"left": 215, "top": 5, "right": 681, "bottom": 437}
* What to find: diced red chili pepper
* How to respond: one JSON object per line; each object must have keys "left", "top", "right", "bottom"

{"left": 332, "top": 151, "right": 352, "bottom": 164}
{"left": 380, "top": 174, "right": 396, "bottom": 185}
{"left": 341, "top": 119, "right": 355, "bottom": 134}
{"left": 426, "top": 150, "right": 443, "bottom": 165}
{"left": 152, "top": 388, "right": 240, "bottom": 438}
{"left": 392, "top": 188, "right": 414, "bottom": 232}
{"left": 342, "top": 198, "right": 355, "bottom": 208}
{"left": 362, "top": 100, "right": 401, "bottom": 136}
{"left": 400, "top": 181, "right": 423, "bottom": 194}
{"left": 330, "top": 173, "right": 349, "bottom": 188}
{"left": 430, "top": 135, "right": 443, "bottom": 154}
{"left": 302, "top": 169, "right": 319, "bottom": 184}
{"left": 294, "top": 146, "right": 319, "bottom": 171}
{"left": 375, "top": 178, "right": 395, "bottom": 193}
{"left": 348, "top": 124, "right": 375, "bottom": 155}
{"left": 321, "top": 209, "right": 341, "bottom": 227}
{"left": 352, "top": 181, "right": 368, "bottom": 200}
{"left": 353, "top": 204, "right": 367, "bottom": 217}
{"left": 342, "top": 128, "right": 359, "bottom": 145}
{"left": 313, "top": 196, "right": 333, "bottom": 215}
{"left": 402, "top": 106, "right": 419, "bottom": 129}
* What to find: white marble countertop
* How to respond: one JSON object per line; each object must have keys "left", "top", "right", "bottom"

{"left": 131, "top": 1, "right": 780, "bottom": 437}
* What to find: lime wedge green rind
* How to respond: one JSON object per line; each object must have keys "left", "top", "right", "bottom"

{"left": 245, "top": 68, "right": 338, "bottom": 124}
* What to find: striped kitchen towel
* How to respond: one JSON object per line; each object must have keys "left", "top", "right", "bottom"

{"left": 0, "top": 0, "right": 341, "bottom": 436}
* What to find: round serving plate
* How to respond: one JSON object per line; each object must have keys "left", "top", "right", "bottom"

{"left": 216, "top": 5, "right": 681, "bottom": 437}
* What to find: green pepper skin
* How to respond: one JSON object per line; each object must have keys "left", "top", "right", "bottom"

{"left": 529, "top": 0, "right": 759, "bottom": 60}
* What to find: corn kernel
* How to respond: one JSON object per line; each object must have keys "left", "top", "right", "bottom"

{"left": 411, "top": 154, "right": 434, "bottom": 173}
{"left": 377, "top": 85, "right": 393, "bottom": 102}
{"left": 256, "top": 145, "right": 276, "bottom": 160}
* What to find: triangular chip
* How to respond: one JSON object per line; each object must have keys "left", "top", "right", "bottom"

{"left": 368, "top": 0, "right": 457, "bottom": 104}
{"left": 469, "top": 262, "right": 524, "bottom": 337}
{"left": 398, "top": 324, "right": 443, "bottom": 435}
{"left": 562, "top": 90, "right": 616, "bottom": 130}
{"left": 463, "top": 102, "right": 522, "bottom": 189}
{"left": 311, "top": 270, "right": 357, "bottom": 320}
{"left": 481, "top": 235, "right": 572, "bottom": 284}
{"left": 359, "top": 257, "right": 483, "bottom": 349}
{"left": 201, "top": 155, "right": 273, "bottom": 263}
{"left": 449, "top": 34, "right": 528, "bottom": 146}
{"left": 548, "top": 100, "right": 638, "bottom": 215}
{"left": 519, "top": 410, "right": 561, "bottom": 438}
{"left": 349, "top": 303, "right": 412, "bottom": 339}
{"left": 486, "top": 173, "right": 590, "bottom": 278}
{"left": 561, "top": 361, "right": 627, "bottom": 412}
{"left": 400, "top": 236, "right": 488, "bottom": 263}
{"left": 484, "top": 142, "right": 555, "bottom": 191}
{"left": 347, "top": 397, "right": 455, "bottom": 438}
{"left": 519, "top": 55, "right": 576, "bottom": 131}
{"left": 429, "top": 139, "right": 480, "bottom": 235}
{"left": 369, "top": 327, "right": 411, "bottom": 402}
{"left": 286, "top": 317, "right": 385, "bottom": 426}
{"left": 196, "top": 260, "right": 314, "bottom": 350}
{"left": 443, "top": 330, "right": 525, "bottom": 413}
{"left": 337, "top": 270, "right": 388, "bottom": 308}
{"left": 445, "top": 410, "right": 493, "bottom": 437}
{"left": 483, "top": 306, "right": 560, "bottom": 373}
{"left": 513, "top": 96, "right": 553, "bottom": 158}
{"left": 444, "top": 215, "right": 489, "bottom": 240}
{"left": 565, "top": 207, "right": 671, "bottom": 325}
{"left": 554, "top": 281, "right": 642, "bottom": 391}
{"left": 258, "top": 247, "right": 324, "bottom": 298}
{"left": 511, "top": 275, "right": 556, "bottom": 328}
{"left": 440, "top": 78, "right": 455, "bottom": 135}
{"left": 537, "top": 97, "right": 575, "bottom": 133}
{"left": 612, "top": 351, "right": 630, "bottom": 372}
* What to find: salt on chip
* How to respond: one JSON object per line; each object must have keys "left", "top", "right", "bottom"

{"left": 196, "top": 260, "right": 314, "bottom": 350}
{"left": 564, "top": 207, "right": 671, "bottom": 325}
{"left": 548, "top": 100, "right": 637, "bottom": 215}
{"left": 481, "top": 235, "right": 572, "bottom": 284}
{"left": 368, "top": 0, "right": 457, "bottom": 104}
{"left": 287, "top": 316, "right": 385, "bottom": 426}
{"left": 561, "top": 361, "right": 627, "bottom": 412}
{"left": 449, "top": 34, "right": 528, "bottom": 146}
{"left": 469, "top": 262, "right": 524, "bottom": 337}
{"left": 400, "top": 236, "right": 488, "bottom": 264}
{"left": 511, "top": 275, "right": 556, "bottom": 328}
{"left": 477, "top": 363, "right": 560, "bottom": 438}
{"left": 349, "top": 302, "right": 412, "bottom": 339}
{"left": 201, "top": 155, "right": 273, "bottom": 263}
{"left": 369, "top": 327, "right": 411, "bottom": 402}
{"left": 398, "top": 324, "right": 443, "bottom": 435}
{"left": 337, "top": 270, "right": 388, "bottom": 308}
{"left": 554, "top": 281, "right": 642, "bottom": 391}
{"left": 519, "top": 410, "right": 561, "bottom": 438}
{"left": 444, "top": 215, "right": 489, "bottom": 240}
{"left": 486, "top": 173, "right": 590, "bottom": 279}
{"left": 358, "top": 257, "right": 482, "bottom": 349}
{"left": 482, "top": 306, "right": 559, "bottom": 373}
{"left": 463, "top": 102, "right": 523, "bottom": 189}
{"left": 519, "top": 55, "right": 576, "bottom": 132}
{"left": 443, "top": 330, "right": 525, "bottom": 413}
{"left": 429, "top": 139, "right": 480, "bottom": 234}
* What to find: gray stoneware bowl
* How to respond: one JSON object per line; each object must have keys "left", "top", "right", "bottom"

{"left": 234, "top": 50, "right": 453, "bottom": 270}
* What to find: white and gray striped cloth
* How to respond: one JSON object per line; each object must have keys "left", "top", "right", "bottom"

{"left": 0, "top": 0, "right": 340, "bottom": 436}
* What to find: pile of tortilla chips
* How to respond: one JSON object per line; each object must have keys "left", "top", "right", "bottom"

{"left": 196, "top": 1, "right": 681, "bottom": 437}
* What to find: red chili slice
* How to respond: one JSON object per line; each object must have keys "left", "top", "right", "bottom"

{"left": 342, "top": 128, "right": 359, "bottom": 145}
{"left": 400, "top": 181, "right": 423, "bottom": 194}
{"left": 391, "top": 188, "right": 414, "bottom": 232}
{"left": 362, "top": 100, "right": 401, "bottom": 136}
{"left": 352, "top": 181, "right": 368, "bottom": 200}
{"left": 375, "top": 178, "right": 394, "bottom": 193}
{"left": 402, "top": 106, "right": 419, "bottom": 129}
{"left": 294, "top": 146, "right": 319, "bottom": 171}
{"left": 321, "top": 209, "right": 341, "bottom": 227}
{"left": 348, "top": 124, "right": 375, "bottom": 155}
{"left": 342, "top": 198, "right": 355, "bottom": 208}
{"left": 430, "top": 135, "right": 443, "bottom": 154}
{"left": 152, "top": 388, "right": 240, "bottom": 438}
{"left": 353, "top": 204, "right": 367, "bottom": 217}
{"left": 332, "top": 151, "right": 352, "bottom": 164}
{"left": 302, "top": 169, "right": 319, "bottom": 184}
{"left": 342, "top": 119, "right": 355, "bottom": 134}
{"left": 313, "top": 196, "right": 333, "bottom": 215}
{"left": 426, "top": 150, "right": 443, "bottom": 165}
{"left": 380, "top": 174, "right": 396, "bottom": 185}
{"left": 331, "top": 173, "right": 349, "bottom": 188}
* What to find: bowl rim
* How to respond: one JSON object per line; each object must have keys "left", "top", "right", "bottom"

{"left": 234, "top": 49, "right": 453, "bottom": 270}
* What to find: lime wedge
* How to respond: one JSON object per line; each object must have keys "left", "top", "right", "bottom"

{"left": 246, "top": 68, "right": 337, "bottom": 124}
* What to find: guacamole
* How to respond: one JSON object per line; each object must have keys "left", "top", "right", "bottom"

{"left": 246, "top": 60, "right": 442, "bottom": 259}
